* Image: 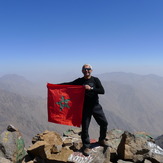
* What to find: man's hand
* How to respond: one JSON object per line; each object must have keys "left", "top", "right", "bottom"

{"left": 84, "top": 85, "right": 92, "bottom": 90}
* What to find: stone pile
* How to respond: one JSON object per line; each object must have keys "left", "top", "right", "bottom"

{"left": 23, "top": 128, "right": 163, "bottom": 163}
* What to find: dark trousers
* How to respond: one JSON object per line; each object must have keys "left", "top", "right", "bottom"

{"left": 81, "top": 103, "right": 108, "bottom": 148}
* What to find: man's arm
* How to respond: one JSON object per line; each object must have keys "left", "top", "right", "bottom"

{"left": 92, "top": 77, "right": 105, "bottom": 94}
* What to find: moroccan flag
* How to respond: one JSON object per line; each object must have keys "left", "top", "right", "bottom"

{"left": 47, "top": 83, "right": 85, "bottom": 127}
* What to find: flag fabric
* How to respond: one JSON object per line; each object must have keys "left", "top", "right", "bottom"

{"left": 47, "top": 83, "right": 85, "bottom": 127}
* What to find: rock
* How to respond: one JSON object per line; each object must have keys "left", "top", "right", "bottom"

{"left": 62, "top": 137, "right": 74, "bottom": 147}
{"left": 0, "top": 157, "right": 12, "bottom": 163}
{"left": 147, "top": 141, "right": 163, "bottom": 163}
{"left": 7, "top": 124, "right": 18, "bottom": 132}
{"left": 155, "top": 134, "right": 163, "bottom": 149}
{"left": 144, "top": 159, "right": 152, "bottom": 163}
{"left": 117, "top": 131, "right": 149, "bottom": 162}
{"left": 0, "top": 125, "right": 26, "bottom": 163}
{"left": 72, "top": 140, "right": 83, "bottom": 151}
{"left": 63, "top": 128, "right": 81, "bottom": 138}
{"left": 106, "top": 129, "right": 124, "bottom": 161}
{"left": 28, "top": 141, "right": 49, "bottom": 159}
{"left": 32, "top": 130, "right": 63, "bottom": 153}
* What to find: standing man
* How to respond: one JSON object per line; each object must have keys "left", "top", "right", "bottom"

{"left": 62, "top": 64, "right": 108, "bottom": 156}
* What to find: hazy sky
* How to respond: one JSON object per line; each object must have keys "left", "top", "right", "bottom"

{"left": 1, "top": 0, "right": 163, "bottom": 82}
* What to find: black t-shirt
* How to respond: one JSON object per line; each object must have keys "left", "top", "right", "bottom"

{"left": 62, "top": 76, "right": 104, "bottom": 105}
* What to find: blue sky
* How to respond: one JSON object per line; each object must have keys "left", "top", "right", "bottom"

{"left": 0, "top": 0, "right": 163, "bottom": 82}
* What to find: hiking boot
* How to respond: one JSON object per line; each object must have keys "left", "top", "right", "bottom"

{"left": 82, "top": 148, "right": 91, "bottom": 156}
{"left": 98, "top": 139, "right": 109, "bottom": 147}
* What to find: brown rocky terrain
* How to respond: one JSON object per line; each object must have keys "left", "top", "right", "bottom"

{"left": 1, "top": 125, "right": 163, "bottom": 163}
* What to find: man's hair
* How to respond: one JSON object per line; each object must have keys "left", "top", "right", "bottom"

{"left": 82, "top": 64, "right": 93, "bottom": 70}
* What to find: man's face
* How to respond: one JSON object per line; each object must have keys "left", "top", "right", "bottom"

{"left": 82, "top": 65, "right": 92, "bottom": 78}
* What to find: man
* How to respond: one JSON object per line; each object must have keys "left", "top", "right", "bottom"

{"left": 62, "top": 64, "right": 108, "bottom": 156}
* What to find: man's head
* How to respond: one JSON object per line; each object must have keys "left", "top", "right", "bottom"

{"left": 82, "top": 64, "right": 93, "bottom": 79}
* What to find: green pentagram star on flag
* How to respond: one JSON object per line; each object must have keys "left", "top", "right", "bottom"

{"left": 56, "top": 96, "right": 71, "bottom": 111}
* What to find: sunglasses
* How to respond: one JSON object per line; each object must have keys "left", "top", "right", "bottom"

{"left": 83, "top": 68, "right": 92, "bottom": 71}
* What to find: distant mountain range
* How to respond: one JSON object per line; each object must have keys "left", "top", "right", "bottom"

{"left": 0, "top": 73, "right": 163, "bottom": 146}
{"left": 0, "top": 74, "right": 72, "bottom": 146}
{"left": 98, "top": 72, "right": 163, "bottom": 137}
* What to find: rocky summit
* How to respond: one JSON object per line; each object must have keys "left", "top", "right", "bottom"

{"left": 0, "top": 125, "right": 163, "bottom": 163}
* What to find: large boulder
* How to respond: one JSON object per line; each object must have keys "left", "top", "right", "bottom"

{"left": 117, "top": 131, "right": 149, "bottom": 162}
{"left": 115, "top": 131, "right": 163, "bottom": 163}
{"left": 0, "top": 125, "right": 26, "bottom": 163}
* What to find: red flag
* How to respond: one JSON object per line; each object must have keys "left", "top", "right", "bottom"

{"left": 47, "top": 83, "right": 85, "bottom": 127}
